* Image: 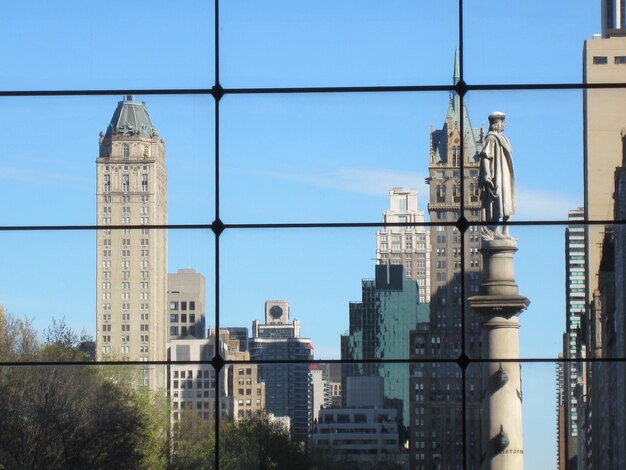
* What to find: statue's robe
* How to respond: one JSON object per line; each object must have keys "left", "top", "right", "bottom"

{"left": 478, "top": 132, "right": 515, "bottom": 222}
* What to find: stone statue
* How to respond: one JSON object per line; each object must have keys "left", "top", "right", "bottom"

{"left": 478, "top": 112, "right": 515, "bottom": 239}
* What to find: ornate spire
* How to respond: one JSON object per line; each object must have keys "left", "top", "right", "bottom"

{"left": 453, "top": 48, "right": 460, "bottom": 85}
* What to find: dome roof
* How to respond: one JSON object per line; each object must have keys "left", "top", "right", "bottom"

{"left": 105, "top": 95, "right": 156, "bottom": 138}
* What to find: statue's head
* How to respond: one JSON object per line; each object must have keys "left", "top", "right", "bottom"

{"left": 488, "top": 112, "right": 506, "bottom": 132}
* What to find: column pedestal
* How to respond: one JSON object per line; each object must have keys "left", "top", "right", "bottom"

{"left": 469, "top": 238, "right": 530, "bottom": 470}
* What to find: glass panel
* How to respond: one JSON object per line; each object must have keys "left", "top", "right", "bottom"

{"left": 220, "top": 227, "right": 438, "bottom": 361}
{"left": 0, "top": 95, "right": 215, "bottom": 226}
{"left": 220, "top": 92, "right": 453, "bottom": 224}
{"left": 0, "top": 2, "right": 214, "bottom": 90}
{"left": 221, "top": 0, "right": 458, "bottom": 88}
{"left": 464, "top": 1, "right": 597, "bottom": 84}
{"left": 463, "top": 90, "right": 583, "bottom": 222}
{"left": 0, "top": 228, "right": 214, "bottom": 364}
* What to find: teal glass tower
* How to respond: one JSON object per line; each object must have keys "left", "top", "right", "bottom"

{"left": 341, "top": 264, "right": 429, "bottom": 427}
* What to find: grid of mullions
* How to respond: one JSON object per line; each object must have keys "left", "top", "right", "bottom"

{"left": 2, "top": 1, "right": 626, "bottom": 469}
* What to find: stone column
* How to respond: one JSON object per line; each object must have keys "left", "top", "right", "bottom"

{"left": 469, "top": 238, "right": 530, "bottom": 470}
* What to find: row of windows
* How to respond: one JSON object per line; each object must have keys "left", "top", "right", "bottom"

{"left": 170, "top": 313, "right": 197, "bottom": 323}
{"left": 103, "top": 194, "right": 149, "bottom": 203}
{"left": 102, "top": 271, "right": 149, "bottom": 279}
{"left": 380, "top": 242, "right": 428, "bottom": 251}
{"left": 592, "top": 55, "right": 626, "bottom": 64}
{"left": 169, "top": 326, "right": 197, "bottom": 336}
{"left": 434, "top": 210, "right": 481, "bottom": 220}
{"left": 435, "top": 183, "right": 480, "bottom": 203}
{"left": 172, "top": 370, "right": 212, "bottom": 379}
{"left": 102, "top": 292, "right": 150, "bottom": 300}
{"left": 172, "top": 379, "right": 215, "bottom": 389}
{"left": 102, "top": 238, "right": 150, "bottom": 246}
{"left": 101, "top": 302, "right": 150, "bottom": 311}
{"left": 103, "top": 174, "right": 149, "bottom": 192}
{"left": 103, "top": 206, "right": 149, "bottom": 215}
{"left": 170, "top": 301, "right": 196, "bottom": 311}
{"left": 102, "top": 216, "right": 151, "bottom": 224}
{"left": 102, "top": 324, "right": 149, "bottom": 332}
{"left": 101, "top": 334, "right": 152, "bottom": 343}
{"left": 379, "top": 233, "right": 428, "bottom": 242}
{"left": 102, "top": 260, "right": 150, "bottom": 268}
{"left": 237, "top": 388, "right": 262, "bottom": 396}
{"left": 119, "top": 144, "right": 152, "bottom": 159}
{"left": 102, "top": 228, "right": 150, "bottom": 235}
{"left": 102, "top": 249, "right": 150, "bottom": 257}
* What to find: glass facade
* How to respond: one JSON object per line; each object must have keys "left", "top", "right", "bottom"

{"left": 1, "top": 1, "right": 626, "bottom": 469}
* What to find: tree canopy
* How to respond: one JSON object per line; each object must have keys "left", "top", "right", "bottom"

{"left": 0, "top": 309, "right": 168, "bottom": 469}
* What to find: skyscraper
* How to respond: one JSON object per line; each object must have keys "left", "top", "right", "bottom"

{"left": 96, "top": 96, "right": 168, "bottom": 389}
{"left": 341, "top": 264, "right": 428, "bottom": 428}
{"left": 249, "top": 300, "right": 313, "bottom": 442}
{"left": 579, "top": 4, "right": 626, "bottom": 465}
{"left": 561, "top": 208, "right": 586, "bottom": 468}
{"left": 376, "top": 188, "right": 431, "bottom": 303}
{"left": 584, "top": 0, "right": 626, "bottom": 300}
{"left": 410, "top": 52, "right": 484, "bottom": 469}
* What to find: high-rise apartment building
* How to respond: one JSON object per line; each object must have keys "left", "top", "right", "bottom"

{"left": 579, "top": 135, "right": 626, "bottom": 469}
{"left": 578, "top": 4, "right": 626, "bottom": 466}
{"left": 341, "top": 264, "right": 428, "bottom": 427}
{"left": 556, "top": 356, "right": 567, "bottom": 470}
{"left": 168, "top": 268, "right": 206, "bottom": 340}
{"left": 376, "top": 188, "right": 431, "bottom": 303}
{"left": 308, "top": 367, "right": 331, "bottom": 424}
{"left": 560, "top": 208, "right": 586, "bottom": 469}
{"left": 249, "top": 300, "right": 313, "bottom": 442}
{"left": 96, "top": 96, "right": 168, "bottom": 390}
{"left": 584, "top": 0, "right": 626, "bottom": 300}
{"left": 409, "top": 54, "right": 484, "bottom": 469}
{"left": 612, "top": 135, "right": 626, "bottom": 469}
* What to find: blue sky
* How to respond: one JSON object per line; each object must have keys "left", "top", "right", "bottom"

{"left": 0, "top": 1, "right": 603, "bottom": 467}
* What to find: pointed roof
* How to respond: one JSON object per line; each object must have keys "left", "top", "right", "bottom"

{"left": 105, "top": 95, "right": 156, "bottom": 138}
{"left": 453, "top": 48, "right": 460, "bottom": 85}
{"left": 432, "top": 51, "right": 483, "bottom": 164}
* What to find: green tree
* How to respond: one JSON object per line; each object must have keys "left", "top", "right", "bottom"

{"left": 169, "top": 409, "right": 215, "bottom": 470}
{"left": 0, "top": 312, "right": 169, "bottom": 469}
{"left": 0, "top": 306, "right": 38, "bottom": 361}
{"left": 219, "top": 414, "right": 312, "bottom": 470}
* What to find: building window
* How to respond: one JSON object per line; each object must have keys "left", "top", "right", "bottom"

{"left": 436, "top": 183, "right": 446, "bottom": 203}
{"left": 470, "top": 182, "right": 479, "bottom": 203}
{"left": 122, "top": 144, "right": 130, "bottom": 158}
{"left": 452, "top": 146, "right": 460, "bottom": 166}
